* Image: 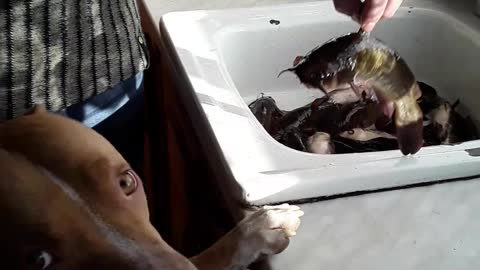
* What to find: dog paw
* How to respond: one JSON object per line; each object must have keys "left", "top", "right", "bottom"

{"left": 241, "top": 203, "right": 304, "bottom": 256}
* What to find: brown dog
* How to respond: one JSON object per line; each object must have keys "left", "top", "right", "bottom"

{"left": 0, "top": 106, "right": 303, "bottom": 269}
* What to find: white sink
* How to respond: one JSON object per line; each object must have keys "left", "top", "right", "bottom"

{"left": 160, "top": 0, "right": 480, "bottom": 205}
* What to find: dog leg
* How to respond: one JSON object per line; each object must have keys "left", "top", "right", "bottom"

{"left": 190, "top": 204, "right": 303, "bottom": 270}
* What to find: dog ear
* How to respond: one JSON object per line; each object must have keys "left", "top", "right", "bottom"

{"left": 24, "top": 105, "right": 47, "bottom": 116}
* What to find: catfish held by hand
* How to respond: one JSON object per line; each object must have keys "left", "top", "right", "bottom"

{"left": 279, "top": 31, "right": 423, "bottom": 155}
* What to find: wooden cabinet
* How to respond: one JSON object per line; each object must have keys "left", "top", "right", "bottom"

{"left": 137, "top": 0, "right": 246, "bottom": 258}
{"left": 137, "top": 3, "right": 278, "bottom": 268}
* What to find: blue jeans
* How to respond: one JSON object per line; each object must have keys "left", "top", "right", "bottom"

{"left": 60, "top": 73, "right": 145, "bottom": 174}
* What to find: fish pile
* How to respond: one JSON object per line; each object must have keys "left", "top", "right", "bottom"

{"left": 249, "top": 31, "right": 478, "bottom": 155}
{"left": 249, "top": 82, "right": 478, "bottom": 155}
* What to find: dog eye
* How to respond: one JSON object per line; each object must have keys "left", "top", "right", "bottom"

{"left": 119, "top": 170, "right": 138, "bottom": 196}
{"left": 26, "top": 250, "right": 53, "bottom": 270}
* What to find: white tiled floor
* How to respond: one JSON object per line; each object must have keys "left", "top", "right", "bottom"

{"left": 270, "top": 179, "right": 480, "bottom": 269}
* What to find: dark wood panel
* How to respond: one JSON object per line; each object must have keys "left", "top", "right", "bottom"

{"left": 137, "top": 2, "right": 277, "bottom": 268}
{"left": 137, "top": 0, "right": 247, "bottom": 258}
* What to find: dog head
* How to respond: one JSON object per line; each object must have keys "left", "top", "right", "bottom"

{"left": 0, "top": 106, "right": 196, "bottom": 269}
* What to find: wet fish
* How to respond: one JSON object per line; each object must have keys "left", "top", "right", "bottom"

{"left": 248, "top": 94, "right": 284, "bottom": 133}
{"left": 248, "top": 82, "right": 478, "bottom": 155}
{"left": 279, "top": 32, "right": 423, "bottom": 155}
{"left": 427, "top": 100, "right": 478, "bottom": 145}
{"left": 418, "top": 82, "right": 479, "bottom": 145}
{"left": 417, "top": 81, "right": 444, "bottom": 114}
{"left": 306, "top": 132, "right": 335, "bottom": 154}
{"left": 338, "top": 127, "right": 396, "bottom": 141}
{"left": 306, "top": 96, "right": 380, "bottom": 135}
{"left": 332, "top": 136, "right": 399, "bottom": 153}
{"left": 274, "top": 127, "right": 308, "bottom": 152}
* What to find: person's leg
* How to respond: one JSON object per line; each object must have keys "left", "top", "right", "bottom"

{"left": 59, "top": 72, "right": 145, "bottom": 174}
{"left": 93, "top": 88, "right": 145, "bottom": 175}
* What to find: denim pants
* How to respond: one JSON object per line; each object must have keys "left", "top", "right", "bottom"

{"left": 62, "top": 73, "right": 145, "bottom": 174}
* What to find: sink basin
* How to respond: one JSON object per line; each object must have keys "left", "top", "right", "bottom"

{"left": 160, "top": 0, "right": 480, "bottom": 205}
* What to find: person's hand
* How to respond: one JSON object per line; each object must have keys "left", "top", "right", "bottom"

{"left": 333, "top": 0, "right": 404, "bottom": 32}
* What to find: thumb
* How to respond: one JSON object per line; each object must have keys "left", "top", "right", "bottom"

{"left": 361, "top": 0, "right": 388, "bottom": 32}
